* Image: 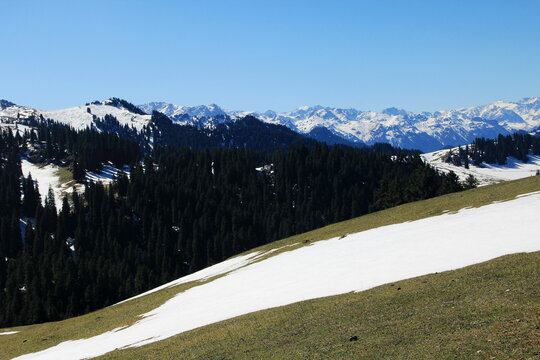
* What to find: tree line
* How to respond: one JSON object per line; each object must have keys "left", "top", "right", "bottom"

{"left": 0, "top": 122, "right": 466, "bottom": 327}
{"left": 446, "top": 133, "right": 540, "bottom": 167}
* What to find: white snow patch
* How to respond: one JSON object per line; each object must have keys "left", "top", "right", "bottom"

{"left": 117, "top": 243, "right": 298, "bottom": 305}
{"left": 20, "top": 160, "right": 63, "bottom": 206}
{"left": 14, "top": 192, "right": 540, "bottom": 360}
{"left": 0, "top": 331, "right": 19, "bottom": 335}
{"left": 116, "top": 251, "right": 263, "bottom": 304}
{"left": 0, "top": 122, "right": 33, "bottom": 137}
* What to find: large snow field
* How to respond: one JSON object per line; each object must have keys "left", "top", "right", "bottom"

{"left": 14, "top": 191, "right": 540, "bottom": 360}
{"left": 422, "top": 148, "right": 540, "bottom": 186}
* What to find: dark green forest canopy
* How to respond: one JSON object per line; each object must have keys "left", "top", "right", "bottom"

{"left": 0, "top": 121, "right": 464, "bottom": 328}
{"left": 446, "top": 133, "right": 540, "bottom": 168}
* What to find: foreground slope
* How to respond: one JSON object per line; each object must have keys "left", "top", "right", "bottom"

{"left": 103, "top": 251, "right": 540, "bottom": 360}
{"left": 1, "top": 177, "right": 539, "bottom": 359}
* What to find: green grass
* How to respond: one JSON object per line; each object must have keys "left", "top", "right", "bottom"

{"left": 99, "top": 251, "right": 540, "bottom": 360}
{"left": 0, "top": 176, "right": 539, "bottom": 359}
{"left": 55, "top": 166, "right": 73, "bottom": 185}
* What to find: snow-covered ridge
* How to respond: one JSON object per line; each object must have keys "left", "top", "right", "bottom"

{"left": 0, "top": 99, "right": 151, "bottom": 132}
{"left": 2, "top": 97, "right": 540, "bottom": 152}
{"left": 422, "top": 148, "right": 540, "bottom": 186}
{"left": 141, "top": 97, "right": 540, "bottom": 151}
{"left": 41, "top": 101, "right": 151, "bottom": 132}
{"left": 13, "top": 191, "right": 540, "bottom": 360}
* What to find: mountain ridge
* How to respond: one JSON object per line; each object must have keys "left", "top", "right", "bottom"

{"left": 140, "top": 97, "right": 540, "bottom": 151}
{"left": 2, "top": 97, "right": 539, "bottom": 152}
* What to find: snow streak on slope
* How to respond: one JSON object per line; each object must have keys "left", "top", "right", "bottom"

{"left": 14, "top": 192, "right": 540, "bottom": 360}
{"left": 85, "top": 164, "right": 130, "bottom": 184}
{"left": 422, "top": 149, "right": 540, "bottom": 186}
{"left": 0, "top": 331, "right": 19, "bottom": 336}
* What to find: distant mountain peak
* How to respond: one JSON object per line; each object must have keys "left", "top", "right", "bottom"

{"left": 381, "top": 107, "right": 409, "bottom": 116}
{"left": 138, "top": 102, "right": 226, "bottom": 119}
{"left": 263, "top": 110, "right": 277, "bottom": 116}
{"left": 295, "top": 105, "right": 324, "bottom": 112}
{"left": 514, "top": 96, "right": 538, "bottom": 102}
{"left": 0, "top": 99, "right": 17, "bottom": 109}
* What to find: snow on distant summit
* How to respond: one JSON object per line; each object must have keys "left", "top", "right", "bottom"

{"left": 252, "top": 98, "right": 540, "bottom": 151}
{"left": 139, "top": 97, "right": 540, "bottom": 151}
{"left": 139, "top": 102, "right": 230, "bottom": 128}
{"left": 139, "top": 102, "right": 227, "bottom": 118}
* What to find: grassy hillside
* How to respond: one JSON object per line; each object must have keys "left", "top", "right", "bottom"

{"left": 0, "top": 175, "right": 539, "bottom": 359}
{"left": 99, "top": 251, "right": 540, "bottom": 360}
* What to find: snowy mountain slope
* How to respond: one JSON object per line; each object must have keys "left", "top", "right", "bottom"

{"left": 0, "top": 99, "right": 151, "bottom": 132}
{"left": 422, "top": 148, "right": 540, "bottom": 186}
{"left": 0, "top": 102, "right": 38, "bottom": 121}
{"left": 141, "top": 97, "right": 540, "bottom": 151}
{"left": 13, "top": 190, "right": 540, "bottom": 360}
{"left": 41, "top": 100, "right": 151, "bottom": 132}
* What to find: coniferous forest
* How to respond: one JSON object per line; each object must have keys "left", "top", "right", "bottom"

{"left": 446, "top": 133, "right": 540, "bottom": 168}
{"left": 0, "top": 121, "right": 465, "bottom": 327}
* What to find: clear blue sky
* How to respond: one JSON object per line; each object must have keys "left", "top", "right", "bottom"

{"left": 2, "top": 0, "right": 539, "bottom": 112}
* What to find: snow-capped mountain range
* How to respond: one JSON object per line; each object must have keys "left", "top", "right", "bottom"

{"left": 2, "top": 97, "right": 539, "bottom": 152}
{"left": 139, "top": 97, "right": 540, "bottom": 151}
